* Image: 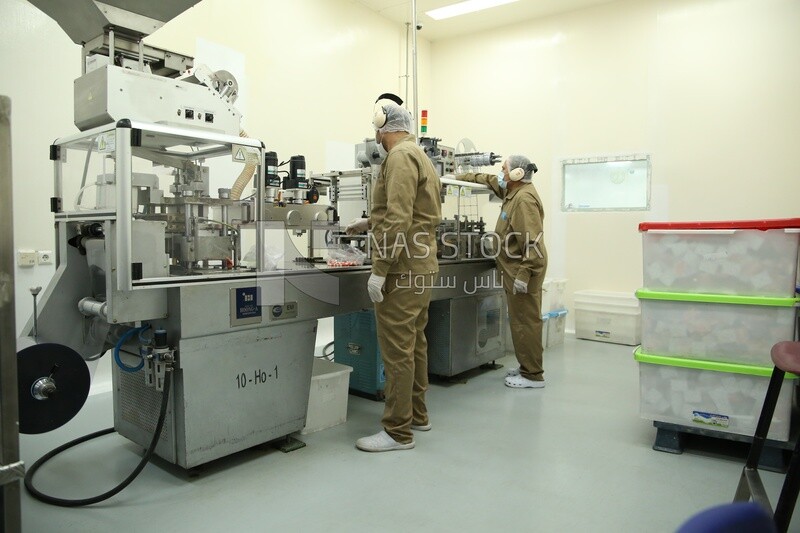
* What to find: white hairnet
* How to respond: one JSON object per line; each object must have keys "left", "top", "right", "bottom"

{"left": 378, "top": 103, "right": 413, "bottom": 134}
{"left": 507, "top": 154, "right": 536, "bottom": 183}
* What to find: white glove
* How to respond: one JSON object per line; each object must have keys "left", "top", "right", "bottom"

{"left": 345, "top": 218, "right": 369, "bottom": 235}
{"left": 367, "top": 274, "right": 386, "bottom": 303}
{"left": 512, "top": 278, "right": 528, "bottom": 295}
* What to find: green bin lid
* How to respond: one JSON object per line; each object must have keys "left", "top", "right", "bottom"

{"left": 635, "top": 289, "right": 800, "bottom": 307}
{"left": 634, "top": 348, "right": 798, "bottom": 379}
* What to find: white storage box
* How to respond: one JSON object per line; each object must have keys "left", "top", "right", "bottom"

{"left": 575, "top": 290, "right": 641, "bottom": 345}
{"left": 505, "top": 313, "right": 548, "bottom": 353}
{"left": 636, "top": 350, "right": 796, "bottom": 441}
{"left": 541, "top": 279, "right": 553, "bottom": 313}
{"left": 546, "top": 309, "right": 567, "bottom": 348}
{"left": 640, "top": 219, "right": 800, "bottom": 297}
{"left": 542, "top": 278, "right": 567, "bottom": 313}
{"left": 638, "top": 290, "right": 799, "bottom": 366}
{"left": 302, "top": 359, "right": 353, "bottom": 435}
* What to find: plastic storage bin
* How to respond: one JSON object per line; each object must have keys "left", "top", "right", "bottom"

{"left": 541, "top": 279, "right": 552, "bottom": 313}
{"left": 635, "top": 350, "right": 796, "bottom": 441}
{"left": 301, "top": 359, "right": 353, "bottom": 435}
{"left": 542, "top": 278, "right": 567, "bottom": 314}
{"left": 640, "top": 219, "right": 800, "bottom": 297}
{"left": 546, "top": 309, "right": 567, "bottom": 348}
{"left": 574, "top": 290, "right": 641, "bottom": 345}
{"left": 637, "top": 290, "right": 799, "bottom": 366}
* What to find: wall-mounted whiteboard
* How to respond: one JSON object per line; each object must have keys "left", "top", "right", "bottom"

{"left": 562, "top": 154, "right": 650, "bottom": 211}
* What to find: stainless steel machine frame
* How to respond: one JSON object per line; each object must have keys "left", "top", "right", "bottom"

{"left": 36, "top": 120, "right": 328, "bottom": 469}
{"left": 1, "top": 95, "right": 22, "bottom": 533}
{"left": 427, "top": 291, "right": 506, "bottom": 377}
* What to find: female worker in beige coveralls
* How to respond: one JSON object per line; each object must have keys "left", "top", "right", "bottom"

{"left": 345, "top": 100, "right": 442, "bottom": 452}
{"left": 456, "top": 156, "right": 548, "bottom": 388}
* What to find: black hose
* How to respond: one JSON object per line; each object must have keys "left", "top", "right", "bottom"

{"left": 24, "top": 374, "right": 172, "bottom": 507}
{"left": 316, "top": 341, "right": 334, "bottom": 360}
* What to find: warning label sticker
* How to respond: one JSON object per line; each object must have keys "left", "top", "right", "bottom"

{"left": 232, "top": 144, "right": 258, "bottom": 163}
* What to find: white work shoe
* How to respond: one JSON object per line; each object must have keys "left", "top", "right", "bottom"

{"left": 411, "top": 422, "right": 432, "bottom": 431}
{"left": 356, "top": 430, "right": 415, "bottom": 452}
{"left": 504, "top": 374, "right": 545, "bottom": 389}
{"left": 506, "top": 366, "right": 521, "bottom": 377}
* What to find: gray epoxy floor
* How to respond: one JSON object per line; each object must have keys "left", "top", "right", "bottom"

{"left": 18, "top": 336, "right": 799, "bottom": 532}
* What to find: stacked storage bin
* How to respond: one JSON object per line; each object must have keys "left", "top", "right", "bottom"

{"left": 543, "top": 278, "right": 568, "bottom": 348}
{"left": 545, "top": 309, "right": 568, "bottom": 348}
{"left": 636, "top": 219, "right": 800, "bottom": 441}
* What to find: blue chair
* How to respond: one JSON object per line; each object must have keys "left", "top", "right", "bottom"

{"left": 677, "top": 502, "right": 777, "bottom": 533}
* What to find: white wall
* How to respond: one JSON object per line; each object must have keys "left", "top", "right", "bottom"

{"left": 430, "top": 0, "right": 800, "bottom": 327}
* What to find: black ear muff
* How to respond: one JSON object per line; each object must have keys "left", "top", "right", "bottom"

{"left": 372, "top": 93, "right": 404, "bottom": 130}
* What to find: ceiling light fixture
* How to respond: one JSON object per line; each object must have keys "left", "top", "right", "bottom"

{"left": 425, "top": 0, "right": 519, "bottom": 21}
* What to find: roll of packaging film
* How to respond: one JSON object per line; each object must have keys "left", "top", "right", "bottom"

{"left": 17, "top": 337, "right": 91, "bottom": 434}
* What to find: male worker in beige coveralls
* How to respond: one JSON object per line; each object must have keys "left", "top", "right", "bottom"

{"left": 345, "top": 101, "right": 442, "bottom": 452}
{"left": 455, "top": 156, "right": 548, "bottom": 388}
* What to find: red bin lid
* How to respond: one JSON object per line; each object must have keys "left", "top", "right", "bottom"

{"left": 639, "top": 218, "right": 800, "bottom": 232}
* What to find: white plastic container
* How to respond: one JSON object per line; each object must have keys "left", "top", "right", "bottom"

{"left": 638, "top": 290, "right": 799, "bottom": 366}
{"left": 301, "top": 359, "right": 353, "bottom": 435}
{"left": 636, "top": 350, "right": 795, "bottom": 441}
{"left": 546, "top": 309, "right": 567, "bottom": 348}
{"left": 640, "top": 219, "right": 800, "bottom": 297}
{"left": 574, "top": 290, "right": 641, "bottom": 345}
{"left": 542, "top": 278, "right": 567, "bottom": 313}
{"left": 540, "top": 279, "right": 553, "bottom": 314}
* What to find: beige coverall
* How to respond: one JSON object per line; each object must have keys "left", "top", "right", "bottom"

{"left": 458, "top": 173, "right": 548, "bottom": 381}
{"left": 370, "top": 133, "right": 442, "bottom": 444}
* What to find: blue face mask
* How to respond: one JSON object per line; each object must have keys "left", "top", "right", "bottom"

{"left": 497, "top": 171, "right": 507, "bottom": 189}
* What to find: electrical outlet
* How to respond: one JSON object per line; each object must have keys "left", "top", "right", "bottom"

{"left": 17, "top": 249, "right": 36, "bottom": 267}
{"left": 37, "top": 250, "right": 54, "bottom": 265}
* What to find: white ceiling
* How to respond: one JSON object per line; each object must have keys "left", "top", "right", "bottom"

{"left": 355, "top": 0, "right": 619, "bottom": 41}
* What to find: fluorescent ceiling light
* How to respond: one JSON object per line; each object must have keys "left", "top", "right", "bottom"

{"left": 425, "top": 0, "right": 519, "bottom": 21}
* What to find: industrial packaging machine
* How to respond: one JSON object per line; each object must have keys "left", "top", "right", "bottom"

{"left": 15, "top": 0, "right": 504, "bottom": 476}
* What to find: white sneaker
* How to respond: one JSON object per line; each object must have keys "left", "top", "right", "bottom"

{"left": 356, "top": 430, "right": 415, "bottom": 452}
{"left": 411, "top": 423, "right": 432, "bottom": 431}
{"left": 506, "top": 366, "right": 521, "bottom": 377}
{"left": 504, "top": 374, "right": 545, "bottom": 389}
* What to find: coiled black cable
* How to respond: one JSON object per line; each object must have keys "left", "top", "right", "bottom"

{"left": 24, "top": 374, "right": 172, "bottom": 507}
